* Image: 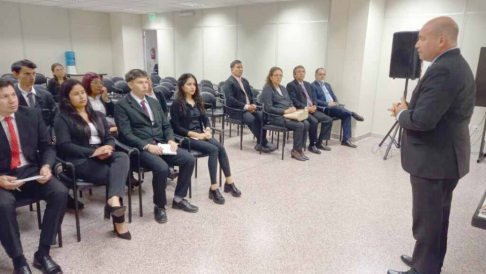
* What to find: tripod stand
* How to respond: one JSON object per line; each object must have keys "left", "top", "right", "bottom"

{"left": 378, "top": 78, "right": 409, "bottom": 160}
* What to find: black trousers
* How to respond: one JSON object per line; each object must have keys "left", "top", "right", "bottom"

{"left": 239, "top": 111, "right": 268, "bottom": 145}
{"left": 139, "top": 148, "right": 195, "bottom": 208}
{"left": 181, "top": 138, "right": 231, "bottom": 185}
{"left": 325, "top": 106, "right": 353, "bottom": 142}
{"left": 0, "top": 164, "right": 68, "bottom": 259}
{"left": 271, "top": 119, "right": 309, "bottom": 150}
{"left": 410, "top": 175, "right": 459, "bottom": 274}
{"left": 307, "top": 111, "right": 333, "bottom": 146}
{"left": 74, "top": 152, "right": 129, "bottom": 199}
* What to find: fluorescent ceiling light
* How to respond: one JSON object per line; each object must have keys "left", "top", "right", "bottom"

{"left": 177, "top": 2, "right": 205, "bottom": 8}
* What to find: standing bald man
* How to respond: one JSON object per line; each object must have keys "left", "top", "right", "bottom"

{"left": 387, "top": 17, "right": 475, "bottom": 274}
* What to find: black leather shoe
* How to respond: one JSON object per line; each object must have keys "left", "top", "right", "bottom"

{"left": 208, "top": 188, "right": 225, "bottom": 204}
{"left": 168, "top": 167, "right": 179, "bottom": 180}
{"left": 13, "top": 265, "right": 31, "bottom": 274}
{"left": 67, "top": 195, "right": 84, "bottom": 210}
{"left": 341, "top": 140, "right": 357, "bottom": 148}
{"left": 352, "top": 112, "right": 364, "bottom": 121}
{"left": 291, "top": 149, "right": 306, "bottom": 161}
{"left": 154, "top": 206, "right": 167, "bottom": 223}
{"left": 308, "top": 145, "right": 321, "bottom": 154}
{"left": 33, "top": 254, "right": 63, "bottom": 274}
{"left": 254, "top": 144, "right": 271, "bottom": 153}
{"left": 387, "top": 269, "right": 417, "bottom": 274}
{"left": 126, "top": 176, "right": 140, "bottom": 188}
{"left": 400, "top": 255, "right": 413, "bottom": 268}
{"left": 264, "top": 143, "right": 277, "bottom": 152}
{"left": 172, "top": 199, "right": 199, "bottom": 213}
{"left": 316, "top": 143, "right": 331, "bottom": 151}
{"left": 300, "top": 150, "right": 309, "bottom": 160}
{"left": 224, "top": 183, "right": 241, "bottom": 197}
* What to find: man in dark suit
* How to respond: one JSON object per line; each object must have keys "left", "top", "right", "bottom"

{"left": 387, "top": 17, "right": 475, "bottom": 274}
{"left": 115, "top": 69, "right": 197, "bottom": 224}
{"left": 287, "top": 66, "right": 333, "bottom": 154}
{"left": 311, "top": 68, "right": 364, "bottom": 148}
{"left": 223, "top": 60, "right": 276, "bottom": 153}
{"left": 0, "top": 79, "right": 67, "bottom": 274}
{"left": 147, "top": 78, "right": 168, "bottom": 117}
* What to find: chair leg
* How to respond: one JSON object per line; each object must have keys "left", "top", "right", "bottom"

{"left": 195, "top": 158, "right": 198, "bottom": 178}
{"left": 138, "top": 171, "right": 143, "bottom": 218}
{"left": 89, "top": 189, "right": 92, "bottom": 196}
{"left": 277, "top": 132, "right": 280, "bottom": 150}
{"left": 229, "top": 123, "right": 232, "bottom": 137}
{"left": 219, "top": 163, "right": 222, "bottom": 187}
{"left": 127, "top": 176, "right": 132, "bottom": 223}
{"left": 58, "top": 225, "right": 62, "bottom": 248}
{"left": 240, "top": 123, "right": 243, "bottom": 150}
{"left": 36, "top": 201, "right": 42, "bottom": 229}
{"left": 29, "top": 203, "right": 33, "bottom": 212}
{"left": 271, "top": 131, "right": 274, "bottom": 143}
{"left": 282, "top": 132, "right": 286, "bottom": 160}
{"left": 79, "top": 190, "right": 83, "bottom": 198}
{"left": 72, "top": 189, "right": 81, "bottom": 242}
{"left": 340, "top": 122, "right": 343, "bottom": 142}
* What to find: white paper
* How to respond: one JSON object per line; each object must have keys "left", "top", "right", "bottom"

{"left": 158, "top": 143, "right": 177, "bottom": 155}
{"left": 13, "top": 175, "right": 46, "bottom": 183}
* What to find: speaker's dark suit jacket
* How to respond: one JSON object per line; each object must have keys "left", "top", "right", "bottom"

{"left": 115, "top": 94, "right": 174, "bottom": 151}
{"left": 0, "top": 106, "right": 56, "bottom": 175}
{"left": 311, "top": 81, "right": 339, "bottom": 107}
{"left": 223, "top": 76, "right": 255, "bottom": 117}
{"left": 399, "top": 48, "right": 475, "bottom": 179}
{"left": 261, "top": 84, "right": 293, "bottom": 124}
{"left": 14, "top": 84, "right": 58, "bottom": 127}
{"left": 54, "top": 112, "right": 115, "bottom": 166}
{"left": 286, "top": 79, "right": 318, "bottom": 109}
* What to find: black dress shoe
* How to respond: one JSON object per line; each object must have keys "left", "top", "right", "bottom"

{"left": 224, "top": 182, "right": 241, "bottom": 197}
{"left": 307, "top": 145, "right": 321, "bottom": 154}
{"left": 33, "top": 254, "right": 63, "bottom": 274}
{"left": 341, "top": 140, "right": 357, "bottom": 148}
{"left": 352, "top": 112, "right": 364, "bottom": 121}
{"left": 299, "top": 150, "right": 309, "bottom": 160}
{"left": 316, "top": 143, "right": 331, "bottom": 151}
{"left": 154, "top": 206, "right": 167, "bottom": 223}
{"left": 291, "top": 149, "right": 306, "bottom": 161}
{"left": 254, "top": 144, "right": 271, "bottom": 153}
{"left": 13, "top": 265, "right": 32, "bottom": 274}
{"left": 67, "top": 195, "right": 84, "bottom": 210}
{"left": 172, "top": 199, "right": 199, "bottom": 213}
{"left": 400, "top": 255, "right": 413, "bottom": 268}
{"left": 264, "top": 143, "right": 277, "bottom": 152}
{"left": 208, "top": 188, "right": 225, "bottom": 204}
{"left": 387, "top": 268, "right": 417, "bottom": 274}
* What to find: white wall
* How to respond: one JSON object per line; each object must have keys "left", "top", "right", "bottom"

{"left": 371, "top": 0, "right": 486, "bottom": 152}
{"left": 142, "top": 0, "right": 331, "bottom": 88}
{"left": 0, "top": 1, "right": 113, "bottom": 77}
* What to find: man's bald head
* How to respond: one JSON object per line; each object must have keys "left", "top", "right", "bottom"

{"left": 415, "top": 16, "right": 459, "bottom": 62}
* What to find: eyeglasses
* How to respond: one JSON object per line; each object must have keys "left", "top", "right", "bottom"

{"left": 272, "top": 75, "right": 283, "bottom": 78}
{"left": 91, "top": 80, "right": 103, "bottom": 85}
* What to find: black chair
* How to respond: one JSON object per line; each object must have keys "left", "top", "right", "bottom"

{"left": 201, "top": 92, "right": 224, "bottom": 127}
{"left": 259, "top": 104, "right": 297, "bottom": 160}
{"left": 35, "top": 73, "right": 47, "bottom": 85}
{"left": 111, "top": 76, "right": 124, "bottom": 83}
{"left": 201, "top": 86, "right": 215, "bottom": 95}
{"left": 1, "top": 73, "right": 18, "bottom": 84}
{"left": 103, "top": 78, "right": 115, "bottom": 93}
{"left": 223, "top": 102, "right": 245, "bottom": 150}
{"left": 150, "top": 75, "right": 161, "bottom": 85}
{"left": 164, "top": 77, "right": 177, "bottom": 84}
{"left": 153, "top": 85, "right": 172, "bottom": 103}
{"left": 113, "top": 81, "right": 131, "bottom": 95}
{"left": 160, "top": 82, "right": 175, "bottom": 92}
{"left": 200, "top": 79, "right": 212, "bottom": 86}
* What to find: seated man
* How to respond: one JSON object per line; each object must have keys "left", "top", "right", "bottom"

{"left": 0, "top": 79, "right": 67, "bottom": 274}
{"left": 223, "top": 60, "right": 276, "bottom": 153}
{"left": 146, "top": 78, "right": 168, "bottom": 118}
{"left": 287, "top": 65, "right": 333, "bottom": 154}
{"left": 311, "top": 68, "right": 364, "bottom": 148}
{"left": 115, "top": 69, "right": 197, "bottom": 224}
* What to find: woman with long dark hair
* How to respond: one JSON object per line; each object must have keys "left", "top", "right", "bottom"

{"left": 54, "top": 79, "right": 131, "bottom": 239}
{"left": 47, "top": 63, "right": 67, "bottom": 102}
{"left": 170, "top": 73, "right": 241, "bottom": 204}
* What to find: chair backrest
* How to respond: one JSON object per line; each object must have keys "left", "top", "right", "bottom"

{"left": 164, "top": 77, "right": 177, "bottom": 84}
{"left": 1, "top": 73, "right": 18, "bottom": 84}
{"left": 103, "top": 78, "right": 115, "bottom": 93}
{"left": 113, "top": 80, "right": 131, "bottom": 94}
{"left": 150, "top": 75, "right": 161, "bottom": 85}
{"left": 251, "top": 88, "right": 260, "bottom": 99}
{"left": 200, "top": 92, "right": 216, "bottom": 108}
{"left": 154, "top": 86, "right": 172, "bottom": 100}
{"left": 256, "top": 93, "right": 263, "bottom": 104}
{"left": 111, "top": 76, "right": 124, "bottom": 83}
{"left": 200, "top": 79, "right": 212, "bottom": 86}
{"left": 201, "top": 86, "right": 215, "bottom": 95}
{"left": 160, "top": 82, "right": 175, "bottom": 91}
{"left": 35, "top": 73, "right": 47, "bottom": 85}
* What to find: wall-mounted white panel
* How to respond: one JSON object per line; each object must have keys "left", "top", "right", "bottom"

{"left": 385, "top": 0, "right": 466, "bottom": 18}
{"left": 0, "top": 2, "right": 24, "bottom": 73}
{"left": 278, "top": 0, "right": 331, "bottom": 23}
{"left": 175, "top": 27, "right": 203, "bottom": 79}
{"left": 466, "top": 0, "right": 486, "bottom": 12}
{"left": 156, "top": 29, "right": 175, "bottom": 78}
{"left": 202, "top": 6, "right": 237, "bottom": 27}
{"left": 237, "top": 3, "right": 278, "bottom": 26}
{"left": 174, "top": 9, "right": 203, "bottom": 29}
{"left": 203, "top": 26, "right": 237, "bottom": 83}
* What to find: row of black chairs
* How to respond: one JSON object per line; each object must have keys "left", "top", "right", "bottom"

{"left": 1, "top": 73, "right": 47, "bottom": 85}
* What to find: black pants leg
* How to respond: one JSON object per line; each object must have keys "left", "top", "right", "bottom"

{"left": 74, "top": 152, "right": 129, "bottom": 199}
{"left": 241, "top": 111, "right": 267, "bottom": 145}
{"left": 312, "top": 111, "right": 333, "bottom": 144}
{"left": 327, "top": 106, "right": 353, "bottom": 142}
{"left": 162, "top": 149, "right": 195, "bottom": 200}
{"left": 410, "top": 175, "right": 459, "bottom": 274}
{"left": 272, "top": 119, "right": 308, "bottom": 150}
{"left": 140, "top": 151, "right": 170, "bottom": 207}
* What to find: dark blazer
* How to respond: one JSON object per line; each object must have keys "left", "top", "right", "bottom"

{"left": 261, "top": 84, "right": 293, "bottom": 123}
{"left": 399, "top": 48, "right": 475, "bottom": 179}
{"left": 286, "top": 79, "right": 318, "bottom": 109}
{"left": 102, "top": 99, "right": 115, "bottom": 117}
{"left": 152, "top": 90, "right": 169, "bottom": 118}
{"left": 169, "top": 99, "right": 210, "bottom": 137}
{"left": 0, "top": 106, "right": 56, "bottom": 175}
{"left": 311, "top": 81, "right": 339, "bottom": 107}
{"left": 47, "top": 78, "right": 61, "bottom": 102}
{"left": 223, "top": 75, "right": 255, "bottom": 116}
{"left": 14, "top": 84, "right": 58, "bottom": 127}
{"left": 115, "top": 94, "right": 174, "bottom": 151}
{"left": 54, "top": 112, "right": 115, "bottom": 165}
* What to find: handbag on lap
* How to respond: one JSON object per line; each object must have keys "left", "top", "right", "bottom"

{"left": 283, "top": 109, "right": 308, "bottom": 121}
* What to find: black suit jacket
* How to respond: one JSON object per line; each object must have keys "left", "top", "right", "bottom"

{"left": 152, "top": 90, "right": 169, "bottom": 118}
{"left": 261, "top": 84, "right": 293, "bottom": 123}
{"left": 311, "top": 81, "right": 339, "bottom": 107}
{"left": 223, "top": 76, "right": 255, "bottom": 116}
{"left": 14, "top": 84, "right": 58, "bottom": 127}
{"left": 115, "top": 94, "right": 174, "bottom": 151}
{"left": 54, "top": 112, "right": 115, "bottom": 165}
{"left": 399, "top": 49, "right": 475, "bottom": 179}
{"left": 0, "top": 106, "right": 56, "bottom": 175}
{"left": 47, "top": 78, "right": 61, "bottom": 103}
{"left": 169, "top": 99, "right": 210, "bottom": 137}
{"left": 286, "top": 79, "right": 318, "bottom": 109}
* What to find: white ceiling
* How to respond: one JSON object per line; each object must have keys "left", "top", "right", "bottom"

{"left": 1, "top": 0, "right": 296, "bottom": 14}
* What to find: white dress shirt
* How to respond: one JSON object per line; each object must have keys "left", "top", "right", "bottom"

{"left": 89, "top": 95, "right": 106, "bottom": 115}
{"left": 19, "top": 85, "right": 36, "bottom": 107}
{"left": 130, "top": 92, "right": 154, "bottom": 122}
{"left": 88, "top": 123, "right": 101, "bottom": 145}
{"left": 0, "top": 113, "right": 29, "bottom": 168}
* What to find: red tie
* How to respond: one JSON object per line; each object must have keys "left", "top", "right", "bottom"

{"left": 140, "top": 100, "right": 150, "bottom": 118}
{"left": 4, "top": 117, "right": 21, "bottom": 170}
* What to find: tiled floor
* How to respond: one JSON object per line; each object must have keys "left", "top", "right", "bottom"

{"left": 1, "top": 130, "right": 486, "bottom": 274}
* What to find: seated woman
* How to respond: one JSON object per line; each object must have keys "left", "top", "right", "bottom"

{"left": 47, "top": 63, "right": 68, "bottom": 102}
{"left": 82, "top": 72, "right": 117, "bottom": 132}
{"left": 54, "top": 79, "right": 131, "bottom": 240}
{"left": 170, "top": 73, "right": 241, "bottom": 204}
{"left": 261, "top": 67, "right": 309, "bottom": 161}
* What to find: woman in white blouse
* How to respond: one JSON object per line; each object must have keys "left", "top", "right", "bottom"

{"left": 82, "top": 72, "right": 117, "bottom": 132}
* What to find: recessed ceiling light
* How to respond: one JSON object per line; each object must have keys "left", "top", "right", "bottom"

{"left": 52, "top": 0, "right": 78, "bottom": 4}
{"left": 177, "top": 2, "right": 205, "bottom": 8}
{"left": 123, "top": 8, "right": 150, "bottom": 13}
